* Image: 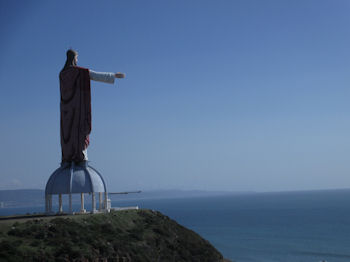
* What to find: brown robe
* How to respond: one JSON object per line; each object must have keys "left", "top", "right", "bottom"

{"left": 59, "top": 66, "right": 91, "bottom": 162}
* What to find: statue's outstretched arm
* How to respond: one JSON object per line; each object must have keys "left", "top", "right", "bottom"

{"left": 89, "top": 70, "right": 116, "bottom": 84}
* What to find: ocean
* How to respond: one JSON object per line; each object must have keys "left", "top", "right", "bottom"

{"left": 1, "top": 189, "right": 350, "bottom": 262}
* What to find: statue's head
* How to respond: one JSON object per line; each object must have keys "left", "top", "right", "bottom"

{"left": 61, "top": 49, "right": 78, "bottom": 72}
{"left": 66, "top": 49, "right": 78, "bottom": 66}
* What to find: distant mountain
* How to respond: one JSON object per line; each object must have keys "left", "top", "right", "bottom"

{"left": 0, "top": 188, "right": 243, "bottom": 208}
{"left": 109, "top": 189, "right": 243, "bottom": 201}
{"left": 2, "top": 188, "right": 350, "bottom": 209}
{"left": 0, "top": 189, "right": 44, "bottom": 208}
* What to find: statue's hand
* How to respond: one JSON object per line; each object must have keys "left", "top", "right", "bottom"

{"left": 115, "top": 72, "right": 125, "bottom": 79}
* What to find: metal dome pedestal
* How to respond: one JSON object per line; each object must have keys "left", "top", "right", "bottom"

{"left": 45, "top": 161, "right": 110, "bottom": 214}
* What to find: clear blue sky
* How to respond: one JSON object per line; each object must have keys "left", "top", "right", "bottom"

{"left": 0, "top": 0, "right": 349, "bottom": 192}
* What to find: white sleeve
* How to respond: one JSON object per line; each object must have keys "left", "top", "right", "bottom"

{"left": 89, "top": 70, "right": 115, "bottom": 84}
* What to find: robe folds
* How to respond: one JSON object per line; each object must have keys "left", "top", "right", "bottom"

{"left": 59, "top": 66, "right": 91, "bottom": 162}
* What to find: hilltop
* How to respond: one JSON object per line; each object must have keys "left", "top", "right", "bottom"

{"left": 0, "top": 209, "right": 227, "bottom": 261}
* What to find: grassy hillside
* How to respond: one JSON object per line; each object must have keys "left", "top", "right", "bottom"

{"left": 0, "top": 209, "right": 225, "bottom": 262}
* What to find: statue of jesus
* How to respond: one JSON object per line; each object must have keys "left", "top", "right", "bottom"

{"left": 59, "top": 49, "right": 125, "bottom": 163}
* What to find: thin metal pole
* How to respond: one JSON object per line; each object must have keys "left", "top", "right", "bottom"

{"left": 80, "top": 193, "right": 85, "bottom": 213}
{"left": 99, "top": 192, "right": 102, "bottom": 211}
{"left": 92, "top": 192, "right": 96, "bottom": 213}
{"left": 104, "top": 191, "right": 108, "bottom": 210}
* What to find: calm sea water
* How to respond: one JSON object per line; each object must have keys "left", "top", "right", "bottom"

{"left": 2, "top": 190, "right": 350, "bottom": 262}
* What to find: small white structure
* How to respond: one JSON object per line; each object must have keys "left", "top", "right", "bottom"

{"left": 45, "top": 161, "right": 110, "bottom": 214}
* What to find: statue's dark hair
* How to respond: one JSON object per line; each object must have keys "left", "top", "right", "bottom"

{"left": 61, "top": 49, "right": 78, "bottom": 72}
